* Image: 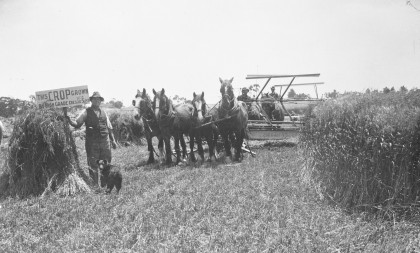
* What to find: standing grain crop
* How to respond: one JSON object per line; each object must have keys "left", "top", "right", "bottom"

{"left": 300, "top": 90, "right": 420, "bottom": 216}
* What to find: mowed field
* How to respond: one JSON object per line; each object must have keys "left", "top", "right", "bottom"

{"left": 0, "top": 119, "right": 420, "bottom": 251}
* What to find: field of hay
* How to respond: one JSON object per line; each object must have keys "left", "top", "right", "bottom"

{"left": 0, "top": 108, "right": 420, "bottom": 251}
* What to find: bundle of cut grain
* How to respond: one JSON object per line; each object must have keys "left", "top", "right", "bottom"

{"left": 0, "top": 108, "right": 91, "bottom": 198}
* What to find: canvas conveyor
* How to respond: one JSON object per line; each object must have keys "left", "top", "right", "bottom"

{"left": 247, "top": 120, "right": 303, "bottom": 140}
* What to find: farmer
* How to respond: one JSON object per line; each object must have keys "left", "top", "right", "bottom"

{"left": 237, "top": 87, "right": 252, "bottom": 103}
{"left": 66, "top": 91, "right": 117, "bottom": 183}
{"left": 269, "top": 86, "right": 279, "bottom": 99}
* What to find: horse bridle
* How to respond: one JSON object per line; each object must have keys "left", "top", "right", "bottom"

{"left": 135, "top": 96, "right": 155, "bottom": 120}
{"left": 134, "top": 96, "right": 157, "bottom": 133}
{"left": 220, "top": 93, "right": 235, "bottom": 112}
{"left": 155, "top": 95, "right": 173, "bottom": 118}
{"left": 192, "top": 99, "right": 205, "bottom": 117}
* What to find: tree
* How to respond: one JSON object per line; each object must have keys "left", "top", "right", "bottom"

{"left": 295, "top": 93, "right": 310, "bottom": 100}
{"left": 400, "top": 86, "right": 408, "bottom": 93}
{"left": 249, "top": 84, "right": 259, "bottom": 93}
{"left": 383, "top": 87, "right": 391, "bottom": 94}
{"left": 325, "top": 89, "right": 339, "bottom": 99}
{"left": 172, "top": 95, "right": 187, "bottom": 104}
{"left": 288, "top": 89, "right": 296, "bottom": 98}
{"left": 114, "top": 101, "right": 123, "bottom": 109}
{"left": 248, "top": 84, "right": 260, "bottom": 97}
{"left": 107, "top": 100, "right": 115, "bottom": 107}
{"left": 106, "top": 99, "right": 123, "bottom": 108}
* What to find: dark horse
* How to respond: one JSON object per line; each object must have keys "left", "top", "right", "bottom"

{"left": 248, "top": 101, "right": 267, "bottom": 120}
{"left": 217, "top": 77, "right": 248, "bottom": 161}
{"left": 261, "top": 94, "right": 285, "bottom": 121}
{"left": 191, "top": 92, "right": 219, "bottom": 162}
{"left": 132, "top": 89, "right": 164, "bottom": 164}
{"left": 153, "top": 88, "right": 205, "bottom": 164}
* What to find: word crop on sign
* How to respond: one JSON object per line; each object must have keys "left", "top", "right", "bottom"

{"left": 35, "top": 86, "right": 90, "bottom": 109}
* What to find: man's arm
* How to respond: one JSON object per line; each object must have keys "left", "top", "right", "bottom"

{"left": 66, "top": 110, "right": 86, "bottom": 128}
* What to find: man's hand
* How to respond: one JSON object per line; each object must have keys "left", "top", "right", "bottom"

{"left": 65, "top": 116, "right": 75, "bottom": 127}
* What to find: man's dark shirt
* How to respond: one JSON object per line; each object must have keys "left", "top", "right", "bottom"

{"left": 237, "top": 94, "right": 252, "bottom": 102}
{"left": 269, "top": 92, "right": 279, "bottom": 99}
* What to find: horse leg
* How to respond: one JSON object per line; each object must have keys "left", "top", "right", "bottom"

{"left": 212, "top": 126, "right": 220, "bottom": 160}
{"left": 164, "top": 136, "right": 172, "bottom": 165}
{"left": 195, "top": 131, "right": 204, "bottom": 162}
{"left": 221, "top": 131, "right": 232, "bottom": 158}
{"left": 234, "top": 130, "right": 244, "bottom": 162}
{"left": 174, "top": 134, "right": 182, "bottom": 164}
{"left": 146, "top": 136, "right": 155, "bottom": 164}
{"left": 180, "top": 134, "right": 188, "bottom": 161}
{"left": 205, "top": 131, "right": 214, "bottom": 162}
{"left": 189, "top": 132, "right": 196, "bottom": 162}
{"left": 158, "top": 136, "right": 164, "bottom": 153}
{"left": 157, "top": 136, "right": 165, "bottom": 163}
{"left": 229, "top": 132, "right": 236, "bottom": 154}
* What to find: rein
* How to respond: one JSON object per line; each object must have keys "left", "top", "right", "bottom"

{"left": 220, "top": 94, "right": 236, "bottom": 113}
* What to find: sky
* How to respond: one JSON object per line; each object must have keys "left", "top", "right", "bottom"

{"left": 1, "top": 0, "right": 420, "bottom": 105}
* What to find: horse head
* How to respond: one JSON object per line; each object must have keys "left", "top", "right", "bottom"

{"left": 219, "top": 77, "right": 235, "bottom": 111}
{"left": 132, "top": 88, "right": 153, "bottom": 121}
{"left": 192, "top": 92, "right": 206, "bottom": 122}
{"left": 152, "top": 88, "right": 172, "bottom": 119}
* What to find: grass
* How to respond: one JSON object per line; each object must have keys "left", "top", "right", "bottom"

{"left": 0, "top": 133, "right": 420, "bottom": 251}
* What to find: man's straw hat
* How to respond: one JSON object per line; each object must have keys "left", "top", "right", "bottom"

{"left": 89, "top": 91, "right": 104, "bottom": 101}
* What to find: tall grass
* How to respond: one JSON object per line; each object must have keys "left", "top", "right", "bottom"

{"left": 300, "top": 90, "right": 420, "bottom": 215}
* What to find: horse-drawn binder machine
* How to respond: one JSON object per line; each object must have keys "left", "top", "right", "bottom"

{"left": 244, "top": 73, "right": 324, "bottom": 140}
{"left": 192, "top": 73, "right": 324, "bottom": 158}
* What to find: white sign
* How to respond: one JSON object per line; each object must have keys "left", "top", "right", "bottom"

{"left": 35, "top": 85, "right": 89, "bottom": 109}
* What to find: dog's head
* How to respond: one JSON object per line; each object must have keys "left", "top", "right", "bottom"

{"left": 96, "top": 159, "right": 110, "bottom": 174}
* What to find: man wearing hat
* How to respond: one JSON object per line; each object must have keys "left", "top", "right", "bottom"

{"left": 237, "top": 87, "right": 252, "bottom": 102}
{"left": 269, "top": 86, "right": 279, "bottom": 100}
{"left": 66, "top": 91, "right": 117, "bottom": 184}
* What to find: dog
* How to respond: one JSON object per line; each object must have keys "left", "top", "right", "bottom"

{"left": 96, "top": 159, "right": 122, "bottom": 194}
